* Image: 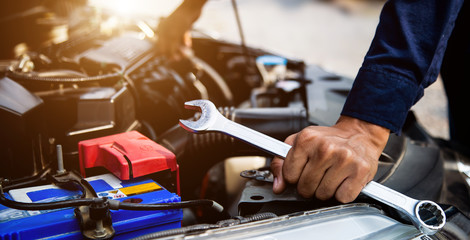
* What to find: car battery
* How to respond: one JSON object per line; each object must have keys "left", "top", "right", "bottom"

{"left": 0, "top": 173, "right": 183, "bottom": 239}
{"left": 79, "top": 131, "right": 180, "bottom": 195}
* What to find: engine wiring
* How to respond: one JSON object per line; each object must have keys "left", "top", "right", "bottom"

{"left": 0, "top": 178, "right": 223, "bottom": 212}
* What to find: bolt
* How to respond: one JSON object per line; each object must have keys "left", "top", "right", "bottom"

{"left": 56, "top": 145, "right": 66, "bottom": 174}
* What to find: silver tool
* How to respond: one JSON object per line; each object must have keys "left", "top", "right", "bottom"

{"left": 179, "top": 100, "right": 291, "bottom": 158}
{"left": 240, "top": 169, "right": 274, "bottom": 183}
{"left": 179, "top": 99, "right": 446, "bottom": 235}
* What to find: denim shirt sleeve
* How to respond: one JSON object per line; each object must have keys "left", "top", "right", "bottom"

{"left": 341, "top": 0, "right": 464, "bottom": 133}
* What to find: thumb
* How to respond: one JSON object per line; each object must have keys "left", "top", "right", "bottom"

{"left": 271, "top": 133, "right": 296, "bottom": 194}
{"left": 271, "top": 157, "right": 287, "bottom": 194}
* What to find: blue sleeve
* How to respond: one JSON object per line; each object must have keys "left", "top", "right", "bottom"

{"left": 341, "top": 0, "right": 465, "bottom": 133}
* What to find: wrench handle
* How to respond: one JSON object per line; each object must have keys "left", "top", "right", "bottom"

{"left": 361, "top": 181, "right": 416, "bottom": 214}
{"left": 219, "top": 119, "right": 292, "bottom": 158}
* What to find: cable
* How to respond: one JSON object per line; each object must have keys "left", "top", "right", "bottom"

{"left": 0, "top": 192, "right": 104, "bottom": 210}
{"left": 1, "top": 181, "right": 223, "bottom": 213}
{"left": 6, "top": 69, "right": 122, "bottom": 83}
{"left": 109, "top": 199, "right": 224, "bottom": 213}
{"left": 1, "top": 166, "right": 52, "bottom": 192}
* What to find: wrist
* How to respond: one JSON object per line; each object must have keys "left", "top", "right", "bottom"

{"left": 335, "top": 115, "right": 390, "bottom": 149}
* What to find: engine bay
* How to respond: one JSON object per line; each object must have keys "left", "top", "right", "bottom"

{"left": 1, "top": 1, "right": 470, "bottom": 239}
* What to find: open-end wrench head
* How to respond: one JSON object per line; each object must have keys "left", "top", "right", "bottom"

{"left": 414, "top": 200, "right": 446, "bottom": 235}
{"left": 179, "top": 99, "right": 220, "bottom": 133}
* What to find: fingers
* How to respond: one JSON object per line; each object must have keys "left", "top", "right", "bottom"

{"left": 314, "top": 153, "right": 372, "bottom": 202}
{"left": 183, "top": 31, "right": 192, "bottom": 48}
{"left": 282, "top": 130, "right": 315, "bottom": 184}
{"left": 311, "top": 146, "right": 353, "bottom": 200}
{"left": 296, "top": 160, "right": 324, "bottom": 198}
{"left": 156, "top": 17, "right": 192, "bottom": 60}
{"left": 271, "top": 157, "right": 286, "bottom": 194}
{"left": 295, "top": 141, "right": 349, "bottom": 199}
{"left": 157, "top": 37, "right": 185, "bottom": 61}
{"left": 335, "top": 177, "right": 367, "bottom": 203}
{"left": 272, "top": 120, "right": 386, "bottom": 203}
{"left": 271, "top": 134, "right": 296, "bottom": 194}
{"left": 295, "top": 145, "right": 373, "bottom": 202}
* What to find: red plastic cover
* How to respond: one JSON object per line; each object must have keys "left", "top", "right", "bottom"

{"left": 79, "top": 131, "right": 177, "bottom": 180}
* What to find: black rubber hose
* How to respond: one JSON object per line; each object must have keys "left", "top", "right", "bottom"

{"left": 1, "top": 192, "right": 223, "bottom": 215}
{"left": 1, "top": 166, "right": 52, "bottom": 192}
{"left": 0, "top": 192, "right": 104, "bottom": 210}
{"left": 6, "top": 69, "right": 122, "bottom": 83}
{"left": 230, "top": 107, "right": 309, "bottom": 141}
{"left": 110, "top": 199, "right": 223, "bottom": 212}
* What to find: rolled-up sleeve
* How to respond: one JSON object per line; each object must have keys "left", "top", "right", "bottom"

{"left": 341, "top": 0, "right": 465, "bottom": 133}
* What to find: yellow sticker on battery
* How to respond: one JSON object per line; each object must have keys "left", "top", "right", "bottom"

{"left": 119, "top": 182, "right": 162, "bottom": 196}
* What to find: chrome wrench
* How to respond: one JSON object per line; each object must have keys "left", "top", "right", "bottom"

{"left": 179, "top": 99, "right": 446, "bottom": 235}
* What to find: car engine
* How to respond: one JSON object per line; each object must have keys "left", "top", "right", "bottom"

{"left": 1, "top": 1, "right": 469, "bottom": 239}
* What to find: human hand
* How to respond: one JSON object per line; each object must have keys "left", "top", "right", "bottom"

{"left": 156, "top": 17, "right": 193, "bottom": 61}
{"left": 271, "top": 115, "right": 390, "bottom": 203}
{"left": 155, "top": 0, "right": 206, "bottom": 60}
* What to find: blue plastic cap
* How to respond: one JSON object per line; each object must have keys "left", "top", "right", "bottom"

{"left": 256, "top": 55, "right": 287, "bottom": 66}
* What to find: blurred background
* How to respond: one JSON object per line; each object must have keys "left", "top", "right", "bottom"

{"left": 193, "top": 0, "right": 450, "bottom": 140}
{"left": 7, "top": 0, "right": 450, "bottom": 139}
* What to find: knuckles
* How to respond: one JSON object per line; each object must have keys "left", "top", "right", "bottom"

{"left": 278, "top": 126, "right": 379, "bottom": 203}
{"left": 297, "top": 187, "right": 314, "bottom": 199}
{"left": 283, "top": 170, "right": 299, "bottom": 184}
{"left": 295, "top": 128, "right": 318, "bottom": 145}
{"left": 336, "top": 190, "right": 357, "bottom": 203}
{"left": 314, "top": 180, "right": 335, "bottom": 200}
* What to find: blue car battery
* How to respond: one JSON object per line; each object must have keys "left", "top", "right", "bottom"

{"left": 0, "top": 173, "right": 183, "bottom": 239}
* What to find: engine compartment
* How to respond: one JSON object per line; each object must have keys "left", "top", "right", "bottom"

{"left": 1, "top": 2, "right": 470, "bottom": 239}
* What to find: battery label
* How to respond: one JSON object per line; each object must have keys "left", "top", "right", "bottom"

{"left": 97, "top": 189, "right": 128, "bottom": 199}
{"left": 96, "top": 182, "right": 162, "bottom": 199}
{"left": 120, "top": 182, "right": 161, "bottom": 196}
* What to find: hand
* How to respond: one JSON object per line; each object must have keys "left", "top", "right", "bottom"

{"left": 155, "top": 0, "right": 207, "bottom": 60}
{"left": 156, "top": 17, "right": 193, "bottom": 61}
{"left": 271, "top": 115, "right": 390, "bottom": 203}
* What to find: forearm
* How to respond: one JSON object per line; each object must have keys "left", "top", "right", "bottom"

{"left": 156, "top": 0, "right": 208, "bottom": 59}
{"left": 343, "top": 0, "right": 464, "bottom": 133}
{"left": 172, "top": 0, "right": 208, "bottom": 24}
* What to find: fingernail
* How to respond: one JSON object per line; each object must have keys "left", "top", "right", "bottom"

{"left": 273, "top": 177, "right": 279, "bottom": 190}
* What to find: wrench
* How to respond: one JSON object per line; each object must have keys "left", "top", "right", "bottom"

{"left": 179, "top": 99, "right": 446, "bottom": 235}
